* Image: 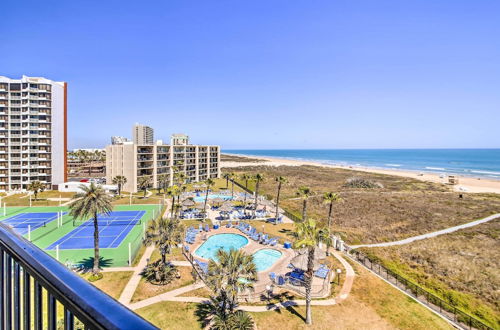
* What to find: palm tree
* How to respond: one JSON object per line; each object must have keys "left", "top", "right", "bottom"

{"left": 28, "top": 181, "right": 45, "bottom": 200}
{"left": 112, "top": 175, "right": 127, "bottom": 196}
{"left": 166, "top": 185, "right": 180, "bottom": 218}
{"left": 203, "top": 178, "right": 215, "bottom": 219}
{"left": 228, "top": 172, "right": 236, "bottom": 197}
{"left": 252, "top": 173, "right": 264, "bottom": 218}
{"left": 240, "top": 173, "right": 251, "bottom": 189}
{"left": 293, "top": 218, "right": 329, "bottom": 325}
{"left": 206, "top": 249, "right": 257, "bottom": 314}
{"left": 323, "top": 192, "right": 342, "bottom": 229}
{"left": 274, "top": 176, "right": 288, "bottom": 223}
{"left": 138, "top": 176, "right": 151, "bottom": 198}
{"left": 68, "top": 183, "right": 113, "bottom": 276}
{"left": 222, "top": 173, "right": 230, "bottom": 189}
{"left": 157, "top": 174, "right": 169, "bottom": 194}
{"left": 296, "top": 186, "right": 312, "bottom": 222}
{"left": 143, "top": 217, "right": 183, "bottom": 265}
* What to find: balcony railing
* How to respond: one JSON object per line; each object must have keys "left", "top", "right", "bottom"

{"left": 0, "top": 223, "right": 157, "bottom": 329}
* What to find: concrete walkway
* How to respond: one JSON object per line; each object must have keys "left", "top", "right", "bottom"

{"left": 127, "top": 250, "right": 356, "bottom": 312}
{"left": 118, "top": 245, "right": 156, "bottom": 304}
{"left": 350, "top": 213, "right": 500, "bottom": 249}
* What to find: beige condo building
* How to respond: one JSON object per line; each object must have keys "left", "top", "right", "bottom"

{"left": 106, "top": 134, "right": 220, "bottom": 193}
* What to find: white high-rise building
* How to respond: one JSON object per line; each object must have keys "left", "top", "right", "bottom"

{"left": 132, "top": 123, "right": 154, "bottom": 145}
{"left": 0, "top": 75, "right": 67, "bottom": 191}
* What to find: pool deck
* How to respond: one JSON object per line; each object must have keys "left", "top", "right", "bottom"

{"left": 189, "top": 227, "right": 295, "bottom": 292}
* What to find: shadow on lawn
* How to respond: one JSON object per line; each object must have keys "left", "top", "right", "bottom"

{"left": 77, "top": 257, "right": 114, "bottom": 273}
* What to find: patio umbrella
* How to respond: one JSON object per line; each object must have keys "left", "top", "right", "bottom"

{"left": 219, "top": 203, "right": 233, "bottom": 213}
{"left": 182, "top": 199, "right": 196, "bottom": 207}
{"left": 290, "top": 254, "right": 321, "bottom": 271}
{"left": 212, "top": 197, "right": 225, "bottom": 204}
{"left": 297, "top": 247, "right": 327, "bottom": 260}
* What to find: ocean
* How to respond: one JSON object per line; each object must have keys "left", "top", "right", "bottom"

{"left": 224, "top": 149, "right": 500, "bottom": 179}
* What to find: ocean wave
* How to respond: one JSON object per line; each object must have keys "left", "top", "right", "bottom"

{"left": 470, "top": 170, "right": 500, "bottom": 175}
{"left": 425, "top": 167, "right": 446, "bottom": 171}
{"left": 385, "top": 164, "right": 401, "bottom": 167}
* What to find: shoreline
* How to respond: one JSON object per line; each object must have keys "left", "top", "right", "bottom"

{"left": 221, "top": 153, "right": 500, "bottom": 194}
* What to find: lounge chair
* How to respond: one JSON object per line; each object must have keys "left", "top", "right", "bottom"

{"left": 269, "top": 272, "right": 276, "bottom": 282}
{"left": 277, "top": 275, "right": 286, "bottom": 286}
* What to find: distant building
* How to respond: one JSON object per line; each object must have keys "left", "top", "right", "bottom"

{"left": 0, "top": 75, "right": 67, "bottom": 191}
{"left": 132, "top": 123, "right": 154, "bottom": 145}
{"left": 106, "top": 134, "right": 220, "bottom": 192}
{"left": 111, "top": 136, "right": 131, "bottom": 145}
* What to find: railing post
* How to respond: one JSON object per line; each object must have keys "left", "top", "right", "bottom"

{"left": 5, "top": 254, "right": 12, "bottom": 329}
{"left": 34, "top": 280, "right": 42, "bottom": 330}
{"left": 13, "top": 261, "right": 20, "bottom": 328}
{"left": 23, "top": 270, "right": 31, "bottom": 330}
{"left": 0, "top": 249, "right": 3, "bottom": 329}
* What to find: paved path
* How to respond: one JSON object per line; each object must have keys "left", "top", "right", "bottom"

{"left": 118, "top": 245, "right": 156, "bottom": 304}
{"left": 103, "top": 260, "right": 191, "bottom": 272}
{"left": 127, "top": 250, "right": 356, "bottom": 312}
{"left": 350, "top": 213, "right": 500, "bottom": 249}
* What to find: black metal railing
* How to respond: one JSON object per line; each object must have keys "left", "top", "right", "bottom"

{"left": 344, "top": 247, "right": 493, "bottom": 330}
{"left": 0, "top": 223, "right": 158, "bottom": 330}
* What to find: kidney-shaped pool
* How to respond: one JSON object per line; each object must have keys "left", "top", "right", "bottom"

{"left": 194, "top": 233, "right": 249, "bottom": 260}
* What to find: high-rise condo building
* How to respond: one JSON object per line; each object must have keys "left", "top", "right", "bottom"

{"left": 132, "top": 123, "right": 154, "bottom": 145}
{"left": 106, "top": 134, "right": 220, "bottom": 193}
{"left": 0, "top": 75, "right": 67, "bottom": 191}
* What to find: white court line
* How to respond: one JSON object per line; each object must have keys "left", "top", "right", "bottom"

{"left": 107, "top": 211, "right": 145, "bottom": 248}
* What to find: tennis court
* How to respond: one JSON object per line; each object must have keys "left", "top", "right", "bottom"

{"left": 46, "top": 210, "right": 146, "bottom": 250}
{"left": 1, "top": 212, "right": 64, "bottom": 235}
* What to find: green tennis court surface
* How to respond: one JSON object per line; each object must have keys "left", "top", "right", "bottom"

{"left": 0, "top": 204, "right": 163, "bottom": 267}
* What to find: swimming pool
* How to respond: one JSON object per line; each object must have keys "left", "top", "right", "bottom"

{"left": 252, "top": 249, "right": 283, "bottom": 272}
{"left": 194, "top": 233, "right": 248, "bottom": 260}
{"left": 193, "top": 194, "right": 234, "bottom": 203}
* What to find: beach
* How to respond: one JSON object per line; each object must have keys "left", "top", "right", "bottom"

{"left": 222, "top": 153, "right": 500, "bottom": 194}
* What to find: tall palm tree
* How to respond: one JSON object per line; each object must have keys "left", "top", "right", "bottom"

{"left": 252, "top": 173, "right": 264, "bottom": 217}
{"left": 157, "top": 174, "right": 169, "bottom": 194}
{"left": 68, "top": 183, "right": 113, "bottom": 275}
{"left": 166, "top": 185, "right": 180, "bottom": 218}
{"left": 228, "top": 172, "right": 236, "bottom": 197}
{"left": 203, "top": 178, "right": 215, "bottom": 220}
{"left": 112, "top": 175, "right": 127, "bottom": 196}
{"left": 293, "top": 218, "right": 329, "bottom": 325}
{"left": 206, "top": 249, "right": 257, "bottom": 313}
{"left": 28, "top": 181, "right": 45, "bottom": 200}
{"left": 296, "top": 186, "right": 312, "bottom": 222}
{"left": 222, "top": 173, "right": 231, "bottom": 189}
{"left": 240, "top": 173, "right": 251, "bottom": 190}
{"left": 323, "top": 192, "right": 342, "bottom": 229}
{"left": 274, "top": 176, "right": 288, "bottom": 223}
{"left": 138, "top": 176, "right": 151, "bottom": 198}
{"left": 143, "top": 217, "right": 183, "bottom": 265}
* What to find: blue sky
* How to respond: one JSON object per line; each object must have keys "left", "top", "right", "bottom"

{"left": 1, "top": 0, "right": 499, "bottom": 149}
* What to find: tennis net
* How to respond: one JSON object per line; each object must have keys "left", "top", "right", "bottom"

{"left": 73, "top": 219, "right": 142, "bottom": 227}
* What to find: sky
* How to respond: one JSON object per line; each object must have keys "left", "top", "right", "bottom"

{"left": 1, "top": 0, "right": 499, "bottom": 150}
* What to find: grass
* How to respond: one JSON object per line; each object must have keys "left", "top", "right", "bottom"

{"left": 135, "top": 261, "right": 452, "bottom": 330}
{"left": 227, "top": 165, "right": 500, "bottom": 244}
{"left": 177, "top": 286, "right": 212, "bottom": 298}
{"left": 131, "top": 266, "right": 195, "bottom": 303}
{"left": 360, "top": 219, "right": 500, "bottom": 328}
{"left": 135, "top": 301, "right": 202, "bottom": 330}
{"left": 83, "top": 271, "right": 133, "bottom": 299}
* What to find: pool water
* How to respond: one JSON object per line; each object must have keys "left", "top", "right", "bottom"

{"left": 252, "top": 249, "right": 283, "bottom": 272}
{"left": 193, "top": 194, "right": 234, "bottom": 203}
{"left": 194, "top": 234, "right": 248, "bottom": 260}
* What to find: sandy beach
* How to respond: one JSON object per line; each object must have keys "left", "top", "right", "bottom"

{"left": 222, "top": 153, "right": 500, "bottom": 194}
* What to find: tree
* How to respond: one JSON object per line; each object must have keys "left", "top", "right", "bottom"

{"left": 68, "top": 183, "right": 113, "bottom": 276}
{"left": 323, "top": 192, "right": 342, "bottom": 230}
{"left": 293, "top": 218, "right": 329, "bottom": 325}
{"left": 112, "top": 175, "right": 127, "bottom": 196}
{"left": 252, "top": 173, "right": 264, "bottom": 218}
{"left": 228, "top": 172, "right": 236, "bottom": 198}
{"left": 222, "top": 173, "right": 231, "bottom": 189}
{"left": 240, "top": 173, "right": 251, "bottom": 213}
{"left": 296, "top": 186, "right": 312, "bottom": 222}
{"left": 138, "top": 176, "right": 151, "bottom": 198}
{"left": 166, "top": 185, "right": 180, "bottom": 218}
{"left": 28, "top": 181, "right": 45, "bottom": 200}
{"left": 274, "top": 176, "right": 288, "bottom": 224}
{"left": 142, "top": 217, "right": 183, "bottom": 284}
{"left": 203, "top": 178, "right": 215, "bottom": 220}
{"left": 157, "top": 174, "right": 169, "bottom": 194}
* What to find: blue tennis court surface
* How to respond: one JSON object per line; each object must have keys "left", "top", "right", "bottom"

{"left": 1, "top": 212, "right": 64, "bottom": 235}
{"left": 46, "top": 210, "right": 146, "bottom": 250}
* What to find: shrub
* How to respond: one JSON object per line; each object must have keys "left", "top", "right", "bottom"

{"left": 343, "top": 177, "right": 383, "bottom": 189}
{"left": 140, "top": 260, "right": 179, "bottom": 285}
